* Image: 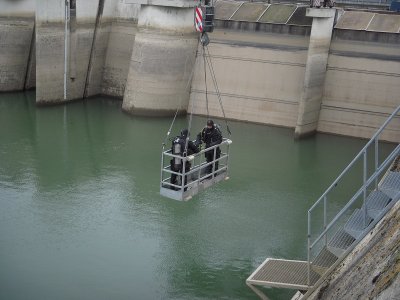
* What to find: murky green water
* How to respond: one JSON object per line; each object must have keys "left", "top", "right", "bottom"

{"left": 0, "top": 92, "right": 394, "bottom": 300}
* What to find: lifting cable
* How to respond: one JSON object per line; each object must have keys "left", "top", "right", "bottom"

{"left": 204, "top": 45, "right": 231, "bottom": 136}
{"left": 162, "top": 49, "right": 199, "bottom": 147}
{"left": 163, "top": 32, "right": 232, "bottom": 156}
{"left": 202, "top": 45, "right": 209, "bottom": 119}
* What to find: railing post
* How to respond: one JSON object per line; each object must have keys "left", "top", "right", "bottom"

{"left": 182, "top": 158, "right": 186, "bottom": 191}
{"left": 213, "top": 147, "right": 216, "bottom": 178}
{"left": 324, "top": 195, "right": 327, "bottom": 246}
{"left": 307, "top": 210, "right": 311, "bottom": 286}
{"left": 375, "top": 138, "right": 379, "bottom": 189}
{"left": 160, "top": 146, "right": 165, "bottom": 189}
{"left": 226, "top": 143, "right": 230, "bottom": 175}
{"left": 363, "top": 150, "right": 367, "bottom": 227}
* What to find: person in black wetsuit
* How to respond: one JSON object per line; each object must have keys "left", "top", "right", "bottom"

{"left": 170, "top": 129, "right": 200, "bottom": 190}
{"left": 199, "top": 120, "right": 222, "bottom": 176}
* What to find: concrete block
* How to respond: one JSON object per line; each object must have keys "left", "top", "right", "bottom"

{"left": 306, "top": 8, "right": 336, "bottom": 18}
{"left": 124, "top": 0, "right": 197, "bottom": 8}
{"left": 36, "top": 24, "right": 66, "bottom": 103}
{"left": 122, "top": 6, "right": 198, "bottom": 115}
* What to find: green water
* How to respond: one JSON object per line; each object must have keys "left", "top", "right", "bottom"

{"left": 0, "top": 92, "right": 394, "bottom": 300}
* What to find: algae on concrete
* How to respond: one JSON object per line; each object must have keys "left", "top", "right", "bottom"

{"left": 230, "top": 3, "right": 268, "bottom": 22}
{"left": 258, "top": 4, "right": 296, "bottom": 24}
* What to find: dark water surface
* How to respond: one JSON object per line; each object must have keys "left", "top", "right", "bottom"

{"left": 0, "top": 92, "right": 394, "bottom": 299}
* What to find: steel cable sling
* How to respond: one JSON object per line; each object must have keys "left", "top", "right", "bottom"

{"left": 204, "top": 45, "right": 231, "bottom": 136}
{"left": 162, "top": 48, "right": 199, "bottom": 150}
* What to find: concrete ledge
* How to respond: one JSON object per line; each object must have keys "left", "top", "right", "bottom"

{"left": 124, "top": 0, "right": 197, "bottom": 8}
{"left": 122, "top": 107, "right": 187, "bottom": 117}
{"left": 306, "top": 8, "right": 336, "bottom": 18}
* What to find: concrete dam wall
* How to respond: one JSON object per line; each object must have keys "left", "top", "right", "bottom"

{"left": 0, "top": 0, "right": 399, "bottom": 142}
{"left": 189, "top": 1, "right": 400, "bottom": 142}
{"left": 0, "top": 0, "right": 35, "bottom": 91}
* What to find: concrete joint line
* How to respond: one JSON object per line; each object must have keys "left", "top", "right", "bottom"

{"left": 207, "top": 54, "right": 306, "bottom": 67}
{"left": 365, "top": 13, "right": 376, "bottom": 31}
{"left": 229, "top": 2, "right": 245, "bottom": 20}
{"left": 256, "top": 5, "right": 270, "bottom": 23}
{"left": 285, "top": 6, "right": 298, "bottom": 25}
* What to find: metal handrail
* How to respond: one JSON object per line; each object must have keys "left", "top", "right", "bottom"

{"left": 309, "top": 105, "right": 400, "bottom": 213}
{"left": 307, "top": 104, "right": 400, "bottom": 286}
{"left": 163, "top": 138, "right": 231, "bottom": 159}
{"left": 160, "top": 138, "right": 232, "bottom": 193}
{"left": 309, "top": 145, "right": 400, "bottom": 249}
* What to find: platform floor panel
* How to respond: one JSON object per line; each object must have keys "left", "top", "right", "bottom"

{"left": 247, "top": 258, "right": 320, "bottom": 289}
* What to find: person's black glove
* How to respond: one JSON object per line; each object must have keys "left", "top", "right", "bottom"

{"left": 196, "top": 133, "right": 203, "bottom": 145}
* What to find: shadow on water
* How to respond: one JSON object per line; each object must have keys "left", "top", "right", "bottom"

{"left": 0, "top": 93, "right": 396, "bottom": 300}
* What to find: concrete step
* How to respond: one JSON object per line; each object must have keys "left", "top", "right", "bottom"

{"left": 380, "top": 171, "right": 400, "bottom": 200}
{"left": 344, "top": 208, "right": 373, "bottom": 239}
{"left": 327, "top": 228, "right": 356, "bottom": 257}
{"left": 364, "top": 190, "right": 392, "bottom": 219}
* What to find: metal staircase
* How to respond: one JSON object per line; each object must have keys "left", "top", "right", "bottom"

{"left": 247, "top": 105, "right": 400, "bottom": 299}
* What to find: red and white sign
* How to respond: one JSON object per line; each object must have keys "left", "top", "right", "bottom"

{"left": 195, "top": 6, "right": 203, "bottom": 32}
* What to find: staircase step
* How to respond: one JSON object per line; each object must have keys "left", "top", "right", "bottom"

{"left": 344, "top": 209, "right": 373, "bottom": 239}
{"left": 327, "top": 228, "right": 356, "bottom": 257}
{"left": 247, "top": 258, "right": 320, "bottom": 289}
{"left": 364, "top": 190, "right": 392, "bottom": 219}
{"left": 380, "top": 171, "right": 400, "bottom": 200}
{"left": 312, "top": 246, "right": 338, "bottom": 275}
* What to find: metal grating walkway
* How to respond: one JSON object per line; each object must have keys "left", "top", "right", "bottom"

{"left": 247, "top": 258, "right": 320, "bottom": 290}
{"left": 247, "top": 107, "right": 399, "bottom": 299}
{"left": 365, "top": 190, "right": 392, "bottom": 219}
{"left": 380, "top": 171, "right": 400, "bottom": 199}
{"left": 312, "top": 246, "right": 338, "bottom": 269}
{"left": 328, "top": 228, "right": 356, "bottom": 257}
{"left": 344, "top": 208, "right": 373, "bottom": 239}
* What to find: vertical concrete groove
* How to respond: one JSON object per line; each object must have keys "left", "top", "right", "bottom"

{"left": 24, "top": 22, "right": 35, "bottom": 91}
{"left": 64, "top": 1, "right": 70, "bottom": 100}
{"left": 83, "top": 0, "right": 105, "bottom": 99}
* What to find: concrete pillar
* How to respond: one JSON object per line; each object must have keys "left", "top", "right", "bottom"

{"left": 122, "top": 4, "right": 198, "bottom": 116}
{"left": 0, "top": 0, "right": 35, "bottom": 92}
{"left": 101, "top": 2, "right": 140, "bottom": 98}
{"left": 294, "top": 8, "right": 336, "bottom": 139}
{"left": 36, "top": 0, "right": 110, "bottom": 104}
{"left": 36, "top": 0, "right": 66, "bottom": 103}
